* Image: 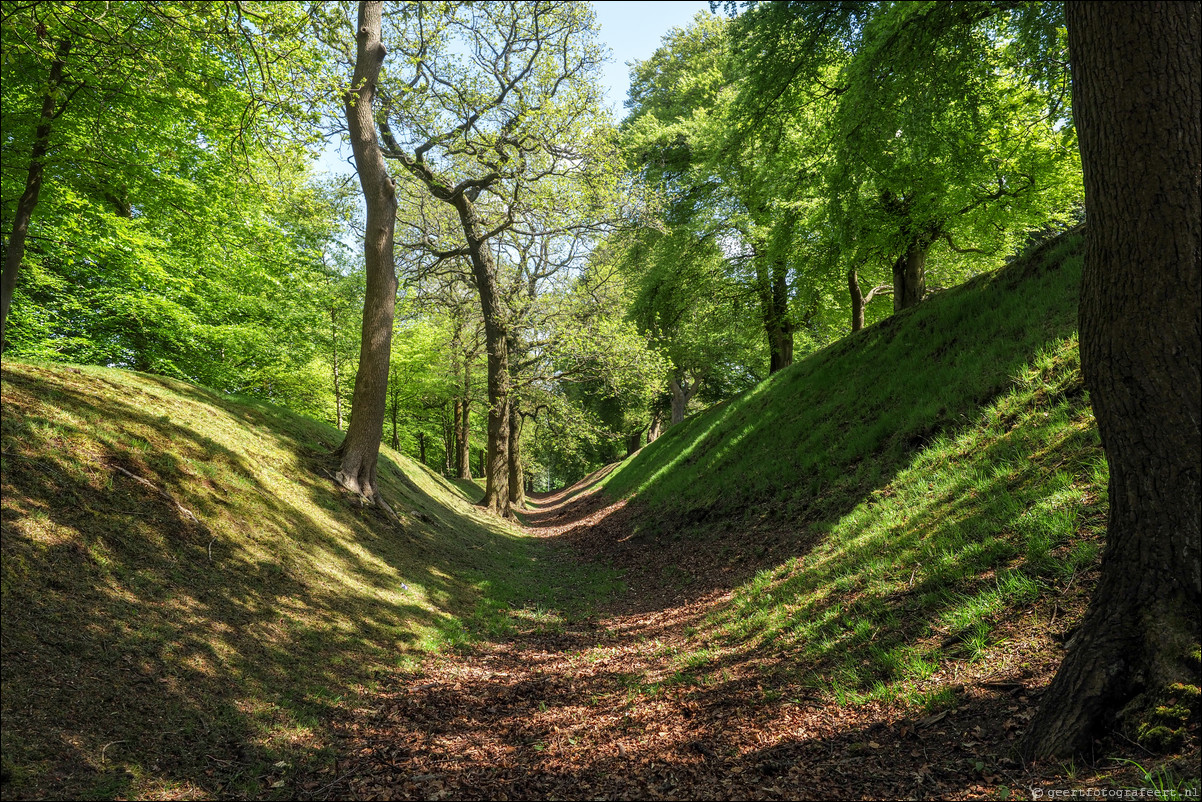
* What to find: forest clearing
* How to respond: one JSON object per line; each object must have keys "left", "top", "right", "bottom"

{"left": 2, "top": 1, "right": 1198, "bottom": 800}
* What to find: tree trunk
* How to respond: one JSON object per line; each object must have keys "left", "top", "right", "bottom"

{"left": 626, "top": 428, "right": 645, "bottom": 457}
{"left": 335, "top": 0, "right": 398, "bottom": 508}
{"left": 2, "top": 38, "right": 70, "bottom": 352}
{"left": 1024, "top": 1, "right": 1201, "bottom": 760}
{"left": 764, "top": 256, "right": 793, "bottom": 373}
{"left": 417, "top": 431, "right": 426, "bottom": 466}
{"left": 330, "top": 305, "right": 344, "bottom": 430}
{"left": 848, "top": 267, "right": 865, "bottom": 333}
{"left": 507, "top": 405, "right": 525, "bottom": 510}
{"left": 452, "top": 195, "right": 510, "bottom": 517}
{"left": 647, "top": 410, "right": 663, "bottom": 444}
{"left": 892, "top": 236, "right": 929, "bottom": 312}
{"left": 669, "top": 376, "right": 698, "bottom": 425}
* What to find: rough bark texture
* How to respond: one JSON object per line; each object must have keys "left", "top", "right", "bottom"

{"left": 507, "top": 405, "right": 525, "bottom": 510}
{"left": 2, "top": 38, "right": 70, "bottom": 352}
{"left": 1024, "top": 0, "right": 1201, "bottom": 759}
{"left": 335, "top": 0, "right": 399, "bottom": 506}
{"left": 452, "top": 195, "right": 511, "bottom": 518}
{"left": 891, "top": 237, "right": 929, "bottom": 312}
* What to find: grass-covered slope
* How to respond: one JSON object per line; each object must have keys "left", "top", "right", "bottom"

{"left": 0, "top": 365, "right": 618, "bottom": 799}
{"left": 596, "top": 228, "right": 1117, "bottom": 706}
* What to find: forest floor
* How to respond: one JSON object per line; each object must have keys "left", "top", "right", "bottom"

{"left": 306, "top": 479, "right": 1199, "bottom": 802}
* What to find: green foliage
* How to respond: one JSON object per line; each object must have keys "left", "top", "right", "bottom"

{"left": 2, "top": 1, "right": 347, "bottom": 416}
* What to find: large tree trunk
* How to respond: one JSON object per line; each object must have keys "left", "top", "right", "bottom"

{"left": 892, "top": 236, "right": 929, "bottom": 312}
{"left": 1024, "top": 1, "right": 1201, "bottom": 760}
{"left": 2, "top": 38, "right": 70, "bottom": 352}
{"left": 507, "top": 405, "right": 525, "bottom": 510}
{"left": 335, "top": 0, "right": 399, "bottom": 508}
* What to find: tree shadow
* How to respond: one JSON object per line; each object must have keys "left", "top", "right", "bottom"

{"left": 0, "top": 362, "right": 585, "bottom": 799}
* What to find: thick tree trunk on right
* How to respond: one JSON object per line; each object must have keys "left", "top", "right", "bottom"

{"left": 1024, "top": 0, "right": 1200, "bottom": 760}
{"left": 2, "top": 38, "right": 70, "bottom": 352}
{"left": 335, "top": 0, "right": 399, "bottom": 508}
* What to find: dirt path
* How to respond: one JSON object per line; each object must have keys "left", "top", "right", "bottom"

{"left": 303, "top": 482, "right": 1164, "bottom": 801}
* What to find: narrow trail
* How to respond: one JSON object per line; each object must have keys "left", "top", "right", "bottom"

{"left": 310, "top": 481, "right": 1068, "bottom": 801}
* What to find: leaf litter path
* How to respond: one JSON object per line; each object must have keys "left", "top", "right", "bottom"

{"left": 306, "top": 481, "right": 1100, "bottom": 801}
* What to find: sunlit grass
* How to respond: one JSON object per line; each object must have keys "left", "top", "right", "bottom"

{"left": 600, "top": 230, "right": 1105, "bottom": 707}
{"left": 0, "top": 361, "right": 620, "bottom": 799}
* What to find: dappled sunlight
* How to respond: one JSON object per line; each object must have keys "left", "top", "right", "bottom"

{"left": 1, "top": 361, "right": 619, "bottom": 799}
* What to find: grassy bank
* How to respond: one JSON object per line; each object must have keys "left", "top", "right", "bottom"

{"left": 0, "top": 364, "right": 619, "bottom": 799}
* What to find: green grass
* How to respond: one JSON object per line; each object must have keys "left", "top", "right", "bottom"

{"left": 599, "top": 228, "right": 1107, "bottom": 704}
{"left": 0, "top": 363, "right": 620, "bottom": 799}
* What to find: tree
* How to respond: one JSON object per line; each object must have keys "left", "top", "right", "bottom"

{"left": 1024, "top": 1, "right": 1200, "bottom": 759}
{"left": 333, "top": 0, "right": 399, "bottom": 509}
{"left": 375, "top": 0, "right": 607, "bottom": 517}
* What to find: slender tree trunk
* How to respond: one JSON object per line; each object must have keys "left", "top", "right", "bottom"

{"left": 330, "top": 305, "right": 344, "bottom": 430}
{"left": 457, "top": 357, "right": 473, "bottom": 480}
{"left": 1024, "top": 1, "right": 1201, "bottom": 760}
{"left": 452, "top": 195, "right": 510, "bottom": 517}
{"left": 335, "top": 1, "right": 398, "bottom": 507}
{"left": 892, "top": 236, "right": 929, "bottom": 312}
{"left": 507, "top": 405, "right": 525, "bottom": 510}
{"left": 389, "top": 385, "right": 400, "bottom": 450}
{"left": 2, "top": 38, "right": 70, "bottom": 351}
{"left": 848, "top": 267, "right": 865, "bottom": 333}
{"left": 417, "top": 431, "right": 426, "bottom": 465}
{"left": 626, "top": 428, "right": 645, "bottom": 457}
{"left": 443, "top": 405, "right": 454, "bottom": 476}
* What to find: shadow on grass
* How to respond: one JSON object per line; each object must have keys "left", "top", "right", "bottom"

{"left": 0, "top": 362, "right": 614, "bottom": 800}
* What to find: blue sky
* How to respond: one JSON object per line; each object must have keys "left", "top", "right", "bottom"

{"left": 593, "top": 0, "right": 714, "bottom": 116}
{"left": 317, "top": 1, "right": 714, "bottom": 176}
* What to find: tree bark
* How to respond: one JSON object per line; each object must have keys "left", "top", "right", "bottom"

{"left": 452, "top": 195, "right": 511, "bottom": 517}
{"left": 892, "top": 236, "right": 930, "bottom": 312}
{"left": 626, "top": 427, "right": 646, "bottom": 457}
{"left": 762, "top": 256, "right": 794, "bottom": 373}
{"left": 1024, "top": 0, "right": 1201, "bottom": 760}
{"left": 2, "top": 38, "right": 70, "bottom": 352}
{"left": 507, "top": 404, "right": 525, "bottom": 510}
{"left": 335, "top": 0, "right": 399, "bottom": 508}
{"left": 647, "top": 409, "right": 664, "bottom": 444}
{"left": 669, "top": 376, "right": 699, "bottom": 425}
{"left": 849, "top": 266, "right": 865, "bottom": 332}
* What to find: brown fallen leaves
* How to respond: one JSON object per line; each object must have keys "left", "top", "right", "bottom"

{"left": 299, "top": 482, "right": 1198, "bottom": 801}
